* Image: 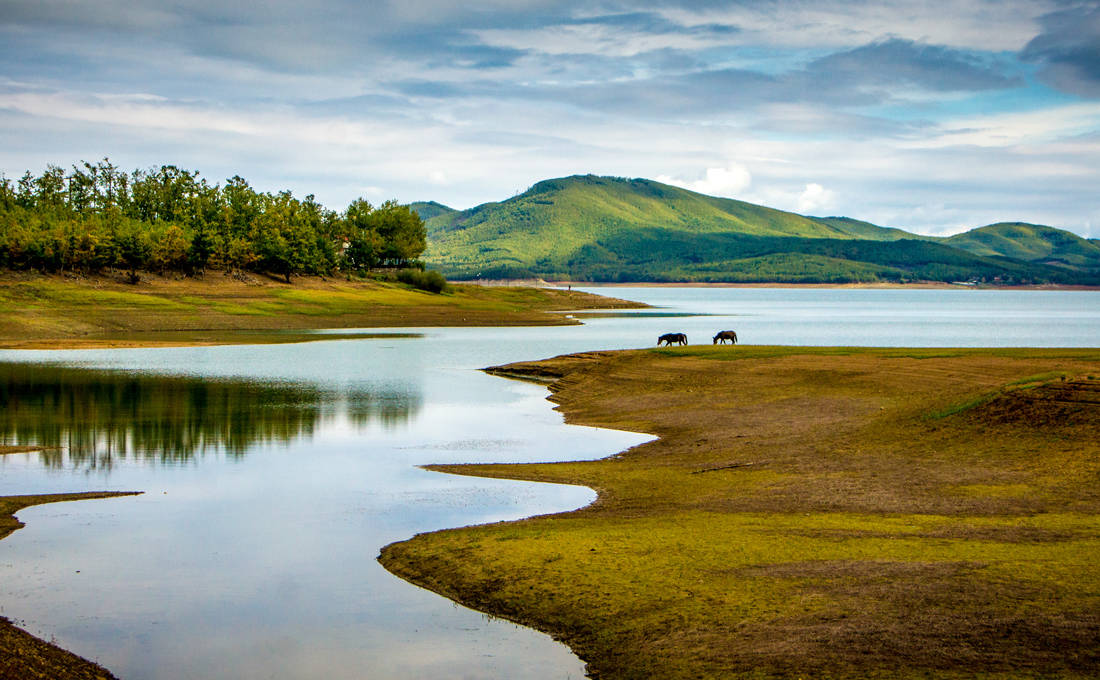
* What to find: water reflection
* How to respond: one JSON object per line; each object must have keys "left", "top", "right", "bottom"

{"left": 0, "top": 363, "right": 421, "bottom": 468}
{"left": 345, "top": 387, "right": 422, "bottom": 430}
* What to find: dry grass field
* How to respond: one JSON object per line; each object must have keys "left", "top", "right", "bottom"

{"left": 381, "top": 346, "right": 1100, "bottom": 679}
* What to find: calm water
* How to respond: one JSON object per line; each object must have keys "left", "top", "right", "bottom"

{"left": 0, "top": 287, "right": 1097, "bottom": 679}
{"left": 572, "top": 286, "right": 1100, "bottom": 347}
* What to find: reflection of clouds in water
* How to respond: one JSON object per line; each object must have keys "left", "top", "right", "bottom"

{"left": 398, "top": 439, "right": 528, "bottom": 451}
{"left": 0, "top": 363, "right": 422, "bottom": 469}
{"left": 358, "top": 484, "right": 596, "bottom": 518}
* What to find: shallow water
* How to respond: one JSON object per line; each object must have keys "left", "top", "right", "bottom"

{"left": 0, "top": 286, "right": 1097, "bottom": 679}
{"left": 0, "top": 337, "right": 650, "bottom": 680}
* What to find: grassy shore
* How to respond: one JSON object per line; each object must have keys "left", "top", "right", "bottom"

{"left": 0, "top": 271, "right": 641, "bottom": 348}
{"left": 1, "top": 492, "right": 140, "bottom": 680}
{"left": 380, "top": 346, "right": 1100, "bottom": 679}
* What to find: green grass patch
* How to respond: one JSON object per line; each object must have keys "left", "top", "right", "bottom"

{"left": 1, "top": 282, "right": 193, "bottom": 310}
{"left": 926, "top": 392, "right": 1001, "bottom": 419}
{"left": 1006, "top": 371, "right": 1068, "bottom": 387}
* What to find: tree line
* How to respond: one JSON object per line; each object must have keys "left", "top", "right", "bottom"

{"left": 0, "top": 159, "right": 428, "bottom": 283}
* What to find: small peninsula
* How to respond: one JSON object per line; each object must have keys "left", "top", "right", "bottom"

{"left": 382, "top": 346, "right": 1100, "bottom": 679}
{"left": 0, "top": 272, "right": 641, "bottom": 349}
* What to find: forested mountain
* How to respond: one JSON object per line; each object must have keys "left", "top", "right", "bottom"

{"left": 5, "top": 164, "right": 1095, "bottom": 287}
{"left": 408, "top": 201, "right": 457, "bottom": 221}
{"left": 0, "top": 160, "right": 427, "bottom": 283}
{"left": 422, "top": 175, "right": 1099, "bottom": 284}
{"left": 810, "top": 216, "right": 937, "bottom": 242}
{"left": 426, "top": 174, "right": 855, "bottom": 241}
{"left": 944, "top": 223, "right": 1100, "bottom": 272}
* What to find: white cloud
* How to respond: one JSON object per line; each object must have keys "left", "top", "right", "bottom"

{"left": 474, "top": 22, "right": 733, "bottom": 58}
{"left": 796, "top": 183, "right": 836, "bottom": 213}
{"left": 2, "top": 71, "right": 1097, "bottom": 240}
{"left": 661, "top": 0, "right": 1056, "bottom": 51}
{"left": 733, "top": 181, "right": 838, "bottom": 217}
{"left": 900, "top": 102, "right": 1100, "bottom": 149}
{"left": 0, "top": 88, "right": 427, "bottom": 154}
{"left": 656, "top": 163, "right": 752, "bottom": 197}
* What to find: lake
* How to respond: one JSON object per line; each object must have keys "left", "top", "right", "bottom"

{"left": 1, "top": 286, "right": 1097, "bottom": 679}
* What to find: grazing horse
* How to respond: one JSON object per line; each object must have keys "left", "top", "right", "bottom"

{"left": 658, "top": 332, "right": 688, "bottom": 346}
{"left": 713, "top": 330, "right": 738, "bottom": 345}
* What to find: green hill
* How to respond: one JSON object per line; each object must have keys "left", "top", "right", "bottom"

{"left": 425, "top": 174, "right": 855, "bottom": 255}
{"left": 811, "top": 216, "right": 937, "bottom": 242}
{"left": 423, "top": 176, "right": 1098, "bottom": 285}
{"left": 544, "top": 228, "right": 1078, "bottom": 284}
{"left": 944, "top": 222, "right": 1100, "bottom": 271}
{"left": 408, "top": 201, "right": 457, "bottom": 221}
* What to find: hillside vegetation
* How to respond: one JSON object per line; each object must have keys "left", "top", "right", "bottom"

{"left": 408, "top": 201, "right": 457, "bottom": 221}
{"left": 811, "top": 216, "right": 937, "bottom": 242}
{"left": 0, "top": 160, "right": 428, "bottom": 284}
{"left": 945, "top": 222, "right": 1100, "bottom": 271}
{"left": 423, "top": 175, "right": 1099, "bottom": 285}
{"left": 6, "top": 165, "right": 1095, "bottom": 286}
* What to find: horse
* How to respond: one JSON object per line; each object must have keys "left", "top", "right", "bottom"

{"left": 658, "top": 332, "right": 688, "bottom": 346}
{"left": 712, "top": 330, "right": 738, "bottom": 345}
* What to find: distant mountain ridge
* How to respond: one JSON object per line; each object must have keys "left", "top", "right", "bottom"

{"left": 944, "top": 222, "right": 1100, "bottom": 271}
{"left": 415, "top": 175, "right": 1098, "bottom": 284}
{"left": 407, "top": 201, "right": 457, "bottom": 221}
{"left": 810, "top": 216, "right": 938, "bottom": 242}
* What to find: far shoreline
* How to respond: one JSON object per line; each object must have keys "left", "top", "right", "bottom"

{"left": 457, "top": 279, "right": 1100, "bottom": 291}
{"left": 0, "top": 272, "right": 646, "bottom": 351}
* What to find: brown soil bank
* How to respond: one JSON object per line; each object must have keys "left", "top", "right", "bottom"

{"left": 0, "top": 271, "right": 641, "bottom": 348}
{"left": 1, "top": 493, "right": 140, "bottom": 680}
{"left": 380, "top": 346, "right": 1100, "bottom": 679}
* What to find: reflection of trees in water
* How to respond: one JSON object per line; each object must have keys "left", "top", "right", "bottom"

{"left": 0, "top": 364, "right": 422, "bottom": 469}
{"left": 345, "top": 386, "right": 421, "bottom": 430}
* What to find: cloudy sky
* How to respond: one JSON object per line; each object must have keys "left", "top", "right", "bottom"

{"left": 1, "top": 0, "right": 1098, "bottom": 237}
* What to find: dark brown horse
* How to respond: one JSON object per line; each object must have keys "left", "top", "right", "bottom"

{"left": 712, "top": 330, "right": 738, "bottom": 345}
{"left": 658, "top": 332, "right": 688, "bottom": 346}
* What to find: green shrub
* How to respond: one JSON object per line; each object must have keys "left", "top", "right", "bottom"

{"left": 397, "top": 267, "right": 447, "bottom": 293}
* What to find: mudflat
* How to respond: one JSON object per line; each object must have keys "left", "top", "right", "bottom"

{"left": 381, "top": 346, "right": 1100, "bottom": 679}
{"left": 0, "top": 272, "right": 642, "bottom": 348}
